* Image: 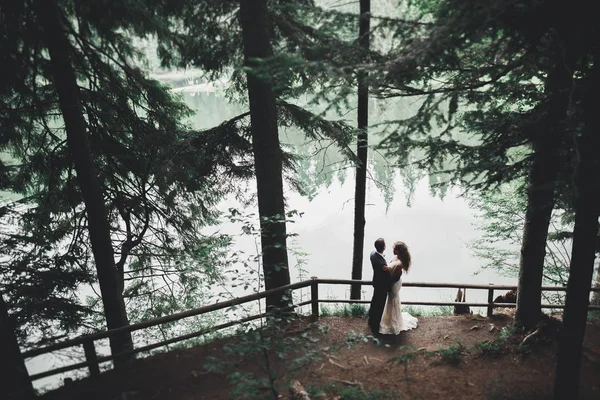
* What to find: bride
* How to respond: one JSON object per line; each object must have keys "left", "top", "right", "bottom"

{"left": 379, "top": 241, "right": 418, "bottom": 335}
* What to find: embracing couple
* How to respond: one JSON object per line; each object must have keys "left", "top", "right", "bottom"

{"left": 368, "top": 238, "right": 418, "bottom": 336}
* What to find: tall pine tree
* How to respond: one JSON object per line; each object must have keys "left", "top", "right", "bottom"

{"left": 1, "top": 0, "right": 250, "bottom": 355}
{"left": 35, "top": 0, "right": 134, "bottom": 364}
{"left": 555, "top": 46, "right": 600, "bottom": 399}
{"left": 239, "top": 0, "right": 292, "bottom": 309}
{"left": 350, "top": 0, "right": 371, "bottom": 300}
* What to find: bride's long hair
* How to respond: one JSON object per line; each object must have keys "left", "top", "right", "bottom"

{"left": 392, "top": 241, "right": 411, "bottom": 274}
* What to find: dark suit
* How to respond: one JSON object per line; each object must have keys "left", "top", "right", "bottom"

{"left": 367, "top": 251, "right": 401, "bottom": 333}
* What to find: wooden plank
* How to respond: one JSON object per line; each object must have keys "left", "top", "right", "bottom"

{"left": 82, "top": 340, "right": 100, "bottom": 377}
{"left": 487, "top": 285, "right": 495, "bottom": 317}
{"left": 29, "top": 360, "right": 90, "bottom": 381}
{"left": 317, "top": 299, "right": 600, "bottom": 310}
{"left": 317, "top": 279, "right": 517, "bottom": 290}
{"left": 95, "top": 301, "right": 314, "bottom": 363}
{"left": 319, "top": 299, "right": 489, "bottom": 307}
{"left": 31, "top": 300, "right": 315, "bottom": 382}
{"left": 315, "top": 279, "right": 600, "bottom": 292}
{"left": 23, "top": 279, "right": 312, "bottom": 358}
{"left": 23, "top": 278, "right": 600, "bottom": 361}
{"left": 311, "top": 277, "right": 319, "bottom": 321}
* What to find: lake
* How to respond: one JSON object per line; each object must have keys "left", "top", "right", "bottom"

{"left": 19, "top": 77, "right": 518, "bottom": 393}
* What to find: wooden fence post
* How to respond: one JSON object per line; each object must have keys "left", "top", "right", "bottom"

{"left": 487, "top": 283, "right": 494, "bottom": 317}
{"left": 83, "top": 339, "right": 100, "bottom": 377}
{"left": 311, "top": 276, "right": 319, "bottom": 321}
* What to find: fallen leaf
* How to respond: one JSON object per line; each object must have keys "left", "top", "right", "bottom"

{"left": 329, "top": 358, "right": 348, "bottom": 370}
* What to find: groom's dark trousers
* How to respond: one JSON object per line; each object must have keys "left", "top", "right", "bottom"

{"left": 368, "top": 251, "right": 392, "bottom": 334}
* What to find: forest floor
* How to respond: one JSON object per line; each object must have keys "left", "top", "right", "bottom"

{"left": 42, "top": 312, "right": 600, "bottom": 400}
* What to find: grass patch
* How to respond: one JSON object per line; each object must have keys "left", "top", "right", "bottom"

{"left": 320, "top": 304, "right": 368, "bottom": 317}
{"left": 474, "top": 326, "right": 517, "bottom": 357}
{"left": 403, "top": 305, "right": 453, "bottom": 316}
{"left": 474, "top": 339, "right": 507, "bottom": 358}
{"left": 588, "top": 310, "right": 600, "bottom": 322}
{"left": 388, "top": 346, "right": 417, "bottom": 375}
{"left": 322, "top": 384, "right": 401, "bottom": 400}
{"left": 203, "top": 318, "right": 326, "bottom": 399}
{"left": 435, "top": 341, "right": 466, "bottom": 365}
{"left": 343, "top": 330, "right": 381, "bottom": 348}
{"left": 321, "top": 304, "right": 452, "bottom": 318}
{"left": 349, "top": 304, "right": 369, "bottom": 317}
{"left": 320, "top": 304, "right": 334, "bottom": 317}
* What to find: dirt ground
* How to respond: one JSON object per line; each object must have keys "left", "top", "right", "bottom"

{"left": 42, "top": 313, "right": 600, "bottom": 400}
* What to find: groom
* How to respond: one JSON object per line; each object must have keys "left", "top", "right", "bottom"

{"left": 367, "top": 238, "right": 399, "bottom": 334}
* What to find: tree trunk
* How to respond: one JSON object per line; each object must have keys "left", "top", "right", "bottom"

{"left": 350, "top": 0, "right": 371, "bottom": 300}
{"left": 515, "top": 35, "right": 576, "bottom": 330}
{"left": 35, "top": 0, "right": 133, "bottom": 366}
{"left": 590, "top": 259, "right": 600, "bottom": 306}
{"left": 554, "top": 51, "right": 600, "bottom": 400}
{"left": 1, "top": 295, "right": 34, "bottom": 400}
{"left": 239, "top": 0, "right": 291, "bottom": 309}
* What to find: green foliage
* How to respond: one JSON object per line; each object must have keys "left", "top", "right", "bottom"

{"left": 320, "top": 304, "right": 334, "bottom": 317}
{"left": 349, "top": 304, "right": 369, "bottom": 317}
{"left": 344, "top": 330, "right": 373, "bottom": 349}
{"left": 402, "top": 305, "right": 453, "bottom": 317}
{"left": 474, "top": 326, "right": 515, "bottom": 358}
{"left": 327, "top": 385, "right": 401, "bottom": 400}
{"left": 587, "top": 310, "right": 600, "bottom": 322}
{"left": 370, "top": 0, "right": 594, "bottom": 211}
{"left": 388, "top": 346, "right": 417, "bottom": 375}
{"left": 305, "top": 384, "right": 327, "bottom": 398}
{"left": 467, "top": 178, "right": 572, "bottom": 301}
{"left": 435, "top": 340, "right": 466, "bottom": 365}
{"left": 0, "top": 0, "right": 249, "bottom": 343}
{"left": 318, "top": 304, "right": 369, "bottom": 317}
{"left": 203, "top": 317, "right": 326, "bottom": 399}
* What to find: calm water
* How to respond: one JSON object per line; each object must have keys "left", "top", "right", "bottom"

{"left": 1, "top": 1, "right": 521, "bottom": 391}
{"left": 18, "top": 82, "right": 518, "bottom": 393}
{"left": 179, "top": 87, "right": 516, "bottom": 305}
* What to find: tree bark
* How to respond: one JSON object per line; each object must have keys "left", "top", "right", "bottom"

{"left": 515, "top": 34, "right": 576, "bottom": 330}
{"left": 239, "top": 0, "right": 291, "bottom": 309}
{"left": 590, "top": 260, "right": 600, "bottom": 306}
{"left": 35, "top": 0, "right": 133, "bottom": 366}
{"left": 350, "top": 0, "right": 371, "bottom": 300}
{"left": 554, "top": 51, "right": 600, "bottom": 400}
{"left": 1, "top": 295, "right": 34, "bottom": 400}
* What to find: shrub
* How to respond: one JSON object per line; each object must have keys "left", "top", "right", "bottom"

{"left": 437, "top": 341, "right": 466, "bottom": 365}
{"left": 402, "top": 305, "right": 453, "bottom": 316}
{"left": 327, "top": 385, "right": 401, "bottom": 400}
{"left": 349, "top": 304, "right": 368, "bottom": 317}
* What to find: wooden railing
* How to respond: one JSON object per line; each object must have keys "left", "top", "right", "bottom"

{"left": 22, "top": 278, "right": 600, "bottom": 383}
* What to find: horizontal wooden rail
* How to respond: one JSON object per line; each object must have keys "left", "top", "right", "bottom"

{"left": 319, "top": 299, "right": 495, "bottom": 307}
{"left": 29, "top": 360, "right": 92, "bottom": 382}
{"left": 93, "top": 300, "right": 314, "bottom": 365}
{"left": 23, "top": 280, "right": 311, "bottom": 359}
{"left": 315, "top": 279, "right": 600, "bottom": 292}
{"left": 318, "top": 299, "right": 600, "bottom": 310}
{"left": 23, "top": 278, "right": 600, "bottom": 385}
{"left": 28, "top": 299, "right": 314, "bottom": 382}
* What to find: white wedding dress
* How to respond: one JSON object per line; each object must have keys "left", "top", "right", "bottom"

{"left": 379, "top": 277, "right": 418, "bottom": 335}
